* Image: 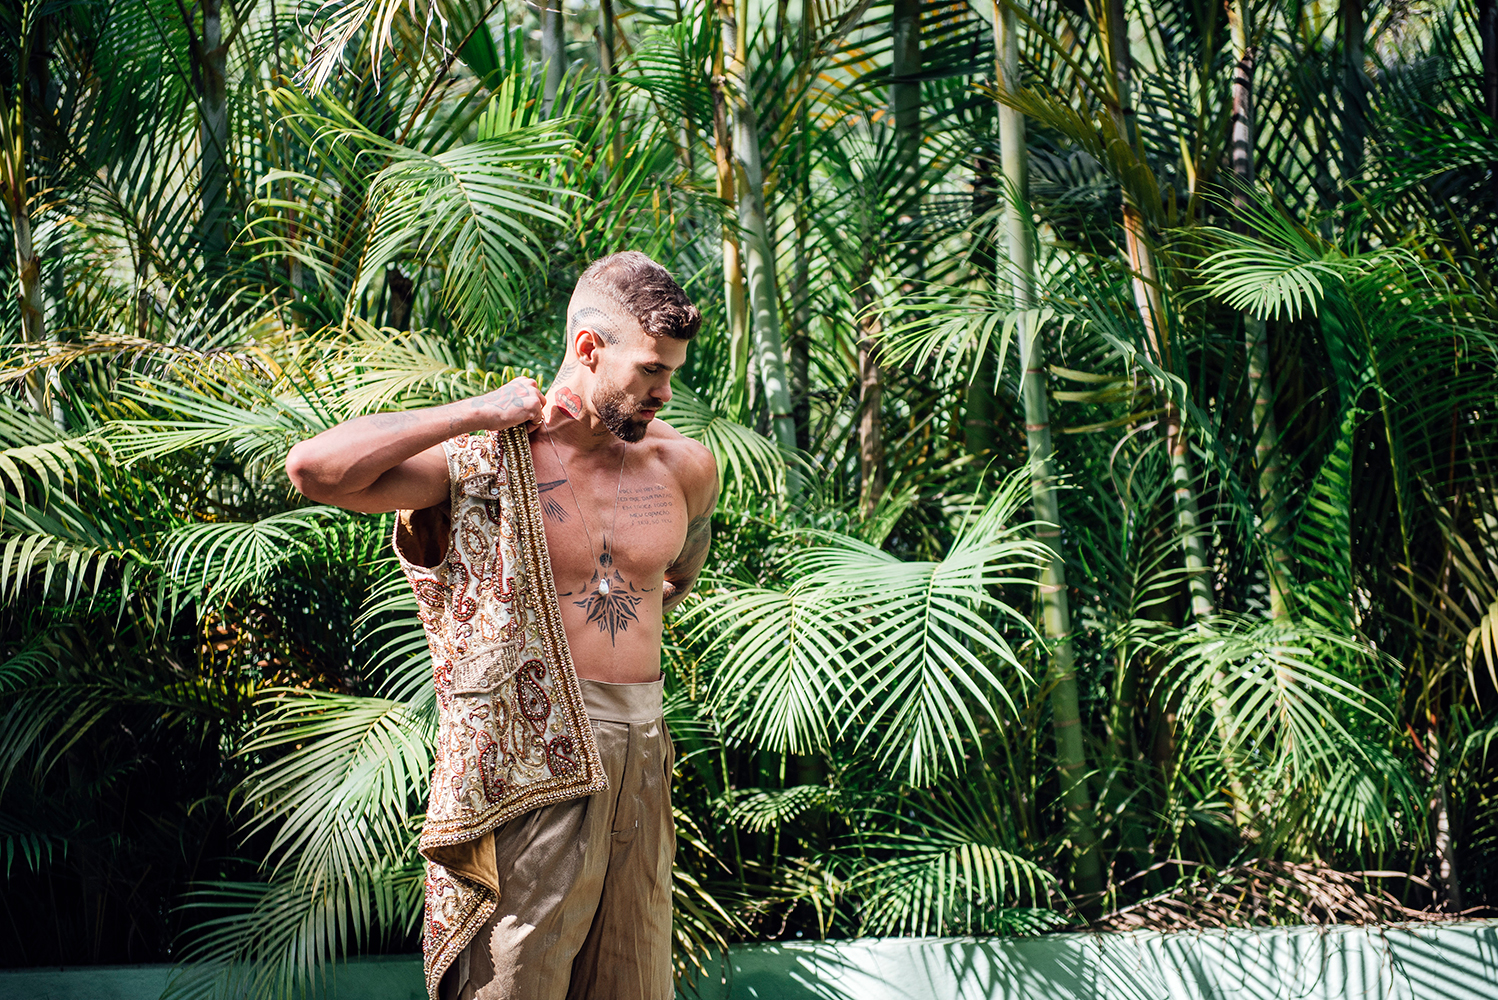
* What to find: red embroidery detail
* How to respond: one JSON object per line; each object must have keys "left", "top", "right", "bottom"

{"left": 449, "top": 564, "right": 477, "bottom": 621}
{"left": 475, "top": 732, "right": 507, "bottom": 801}
{"left": 517, "top": 658, "right": 551, "bottom": 731}
{"left": 546, "top": 734, "right": 580, "bottom": 777}
{"left": 414, "top": 579, "right": 448, "bottom": 608}
{"left": 493, "top": 567, "right": 515, "bottom": 604}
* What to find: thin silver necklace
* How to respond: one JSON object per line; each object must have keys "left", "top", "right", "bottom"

{"left": 543, "top": 427, "right": 628, "bottom": 595}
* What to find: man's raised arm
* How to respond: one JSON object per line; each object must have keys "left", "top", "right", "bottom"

{"left": 286, "top": 377, "right": 546, "bottom": 513}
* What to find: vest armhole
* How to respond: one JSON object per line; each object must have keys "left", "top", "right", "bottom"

{"left": 395, "top": 504, "right": 451, "bottom": 570}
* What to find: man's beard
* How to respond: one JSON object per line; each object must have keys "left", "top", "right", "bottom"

{"left": 593, "top": 381, "right": 650, "bottom": 443}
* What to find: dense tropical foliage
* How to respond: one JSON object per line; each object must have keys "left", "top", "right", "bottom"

{"left": 3, "top": 0, "right": 1498, "bottom": 992}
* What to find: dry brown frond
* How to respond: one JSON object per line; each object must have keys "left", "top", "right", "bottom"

{"left": 1091, "top": 860, "right": 1479, "bottom": 932}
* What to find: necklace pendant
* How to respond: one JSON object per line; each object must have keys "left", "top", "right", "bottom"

{"left": 598, "top": 578, "right": 611, "bottom": 596}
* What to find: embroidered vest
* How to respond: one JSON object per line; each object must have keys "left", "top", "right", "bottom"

{"left": 394, "top": 427, "right": 606, "bottom": 1000}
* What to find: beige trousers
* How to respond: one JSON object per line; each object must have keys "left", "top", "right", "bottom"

{"left": 441, "top": 677, "right": 675, "bottom": 1000}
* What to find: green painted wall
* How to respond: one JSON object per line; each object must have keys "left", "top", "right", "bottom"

{"left": 3, "top": 922, "right": 1495, "bottom": 1000}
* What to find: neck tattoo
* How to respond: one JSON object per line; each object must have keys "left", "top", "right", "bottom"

{"left": 543, "top": 429, "right": 628, "bottom": 595}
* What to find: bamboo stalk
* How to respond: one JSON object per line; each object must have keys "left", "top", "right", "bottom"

{"left": 1, "top": 3, "right": 50, "bottom": 420}
{"left": 994, "top": 0, "right": 1101, "bottom": 901}
{"left": 199, "top": 0, "right": 230, "bottom": 289}
{"left": 858, "top": 292, "right": 884, "bottom": 516}
{"left": 541, "top": 0, "right": 564, "bottom": 116}
{"left": 1100, "top": 0, "right": 1215, "bottom": 621}
{"left": 1229, "top": 0, "right": 1291, "bottom": 621}
{"left": 1101, "top": 0, "right": 1255, "bottom": 831}
{"left": 967, "top": 151, "right": 998, "bottom": 459}
{"left": 1340, "top": 0, "right": 1366, "bottom": 186}
{"left": 598, "top": 0, "right": 623, "bottom": 182}
{"left": 726, "top": 0, "right": 800, "bottom": 489}
{"left": 713, "top": 1, "right": 748, "bottom": 416}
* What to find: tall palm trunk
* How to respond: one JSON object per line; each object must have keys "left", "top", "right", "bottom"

{"left": 966, "top": 155, "right": 998, "bottom": 459}
{"left": 857, "top": 285, "right": 883, "bottom": 516}
{"left": 198, "top": 0, "right": 230, "bottom": 288}
{"left": 1481, "top": 0, "right": 1498, "bottom": 218}
{"left": 1, "top": 3, "right": 50, "bottom": 419}
{"left": 541, "top": 0, "right": 564, "bottom": 115}
{"left": 994, "top": 1, "right": 1101, "bottom": 900}
{"left": 597, "top": 0, "right": 623, "bottom": 178}
{"left": 1229, "top": 1, "right": 1291, "bottom": 621}
{"left": 861, "top": 0, "right": 923, "bottom": 514}
{"left": 791, "top": 142, "right": 811, "bottom": 448}
{"left": 1101, "top": 0, "right": 1251, "bottom": 826}
{"left": 1422, "top": 720, "right": 1464, "bottom": 910}
{"left": 790, "top": 8, "right": 812, "bottom": 448}
{"left": 891, "top": 0, "right": 920, "bottom": 172}
{"left": 713, "top": 1, "right": 749, "bottom": 417}
{"left": 1100, "top": 0, "right": 1214, "bottom": 620}
{"left": 1340, "top": 0, "right": 1366, "bottom": 188}
{"left": 726, "top": 0, "right": 799, "bottom": 487}
{"left": 891, "top": 0, "right": 921, "bottom": 273}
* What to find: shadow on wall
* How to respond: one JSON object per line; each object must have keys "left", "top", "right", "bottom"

{"left": 677, "top": 922, "right": 1498, "bottom": 1000}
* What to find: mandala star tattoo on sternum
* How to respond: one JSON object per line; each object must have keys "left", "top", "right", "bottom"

{"left": 563, "top": 538, "right": 652, "bottom": 643}
{"left": 543, "top": 429, "right": 649, "bottom": 646}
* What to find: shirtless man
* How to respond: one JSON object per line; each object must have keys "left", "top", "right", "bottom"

{"left": 286, "top": 251, "right": 717, "bottom": 1000}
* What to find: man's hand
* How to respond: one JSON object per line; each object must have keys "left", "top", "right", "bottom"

{"left": 482, "top": 377, "right": 546, "bottom": 429}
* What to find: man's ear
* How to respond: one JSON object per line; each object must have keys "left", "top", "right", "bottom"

{"left": 574, "top": 329, "right": 605, "bottom": 370}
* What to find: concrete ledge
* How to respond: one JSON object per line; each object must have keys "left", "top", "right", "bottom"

{"left": 682, "top": 922, "right": 1498, "bottom": 1000}
{"left": 4, "top": 922, "right": 1496, "bottom": 1000}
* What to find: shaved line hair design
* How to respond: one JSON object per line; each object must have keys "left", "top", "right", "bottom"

{"left": 572, "top": 251, "right": 701, "bottom": 341}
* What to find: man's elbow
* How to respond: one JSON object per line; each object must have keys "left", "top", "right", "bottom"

{"left": 663, "top": 578, "right": 694, "bottom": 609}
{"left": 285, "top": 441, "right": 334, "bottom": 503}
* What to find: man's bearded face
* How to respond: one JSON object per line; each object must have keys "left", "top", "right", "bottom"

{"left": 592, "top": 375, "right": 653, "bottom": 443}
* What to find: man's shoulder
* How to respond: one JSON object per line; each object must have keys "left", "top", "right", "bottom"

{"left": 647, "top": 420, "right": 717, "bottom": 490}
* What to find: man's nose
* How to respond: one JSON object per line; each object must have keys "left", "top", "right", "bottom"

{"left": 653, "top": 382, "right": 672, "bottom": 405}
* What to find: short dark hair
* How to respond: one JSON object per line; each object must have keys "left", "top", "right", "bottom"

{"left": 575, "top": 251, "right": 701, "bottom": 341}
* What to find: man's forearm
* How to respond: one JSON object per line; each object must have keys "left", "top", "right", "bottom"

{"left": 286, "top": 401, "right": 486, "bottom": 502}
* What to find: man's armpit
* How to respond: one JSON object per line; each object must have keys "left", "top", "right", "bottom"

{"left": 394, "top": 504, "right": 451, "bottom": 569}
{"left": 669, "top": 514, "right": 712, "bottom": 571}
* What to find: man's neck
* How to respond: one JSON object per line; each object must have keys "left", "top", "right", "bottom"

{"left": 545, "top": 380, "right": 620, "bottom": 454}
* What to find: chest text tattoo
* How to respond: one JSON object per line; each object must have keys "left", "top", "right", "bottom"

{"left": 618, "top": 484, "right": 677, "bottom": 526}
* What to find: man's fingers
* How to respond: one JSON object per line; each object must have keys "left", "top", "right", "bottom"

{"left": 531, "top": 399, "right": 555, "bottom": 430}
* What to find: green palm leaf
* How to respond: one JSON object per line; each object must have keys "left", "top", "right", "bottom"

{"left": 1160, "top": 616, "right": 1394, "bottom": 782}
{"left": 353, "top": 122, "right": 575, "bottom": 336}
{"left": 695, "top": 471, "right": 1044, "bottom": 784}
{"left": 850, "top": 774, "right": 1057, "bottom": 936}
{"left": 163, "top": 507, "right": 350, "bottom": 604}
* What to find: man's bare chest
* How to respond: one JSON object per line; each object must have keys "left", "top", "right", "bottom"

{"left": 532, "top": 449, "right": 688, "bottom": 590}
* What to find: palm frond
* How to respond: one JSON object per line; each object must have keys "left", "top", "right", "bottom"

{"left": 163, "top": 507, "right": 351, "bottom": 605}
{"left": 661, "top": 384, "right": 787, "bottom": 498}
{"left": 696, "top": 469, "right": 1045, "bottom": 784}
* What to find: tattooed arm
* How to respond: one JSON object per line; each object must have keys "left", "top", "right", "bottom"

{"left": 285, "top": 376, "right": 545, "bottom": 513}
{"left": 661, "top": 442, "right": 719, "bottom": 614}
